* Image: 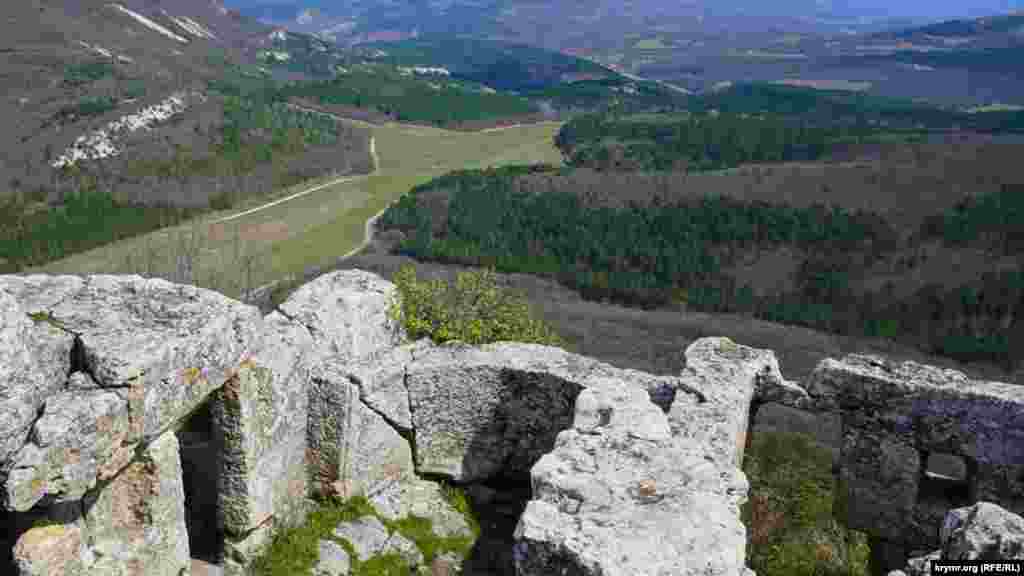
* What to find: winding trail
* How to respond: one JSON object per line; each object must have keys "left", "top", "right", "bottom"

{"left": 234, "top": 105, "right": 560, "bottom": 303}
{"left": 210, "top": 136, "right": 378, "bottom": 224}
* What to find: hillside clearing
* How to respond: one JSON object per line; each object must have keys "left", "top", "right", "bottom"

{"left": 28, "top": 119, "right": 563, "bottom": 299}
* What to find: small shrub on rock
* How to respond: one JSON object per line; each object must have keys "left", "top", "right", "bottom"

{"left": 387, "top": 264, "right": 564, "bottom": 347}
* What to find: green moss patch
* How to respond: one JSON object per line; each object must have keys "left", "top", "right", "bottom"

{"left": 251, "top": 483, "right": 481, "bottom": 576}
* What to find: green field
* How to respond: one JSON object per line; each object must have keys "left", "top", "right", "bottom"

{"left": 28, "top": 119, "right": 564, "bottom": 300}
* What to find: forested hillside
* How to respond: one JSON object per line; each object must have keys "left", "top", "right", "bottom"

{"left": 377, "top": 132, "right": 1024, "bottom": 371}
{"left": 555, "top": 83, "right": 1024, "bottom": 173}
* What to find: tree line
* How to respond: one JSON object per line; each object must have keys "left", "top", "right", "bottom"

{"left": 377, "top": 166, "right": 1023, "bottom": 371}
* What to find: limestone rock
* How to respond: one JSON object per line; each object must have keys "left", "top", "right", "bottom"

{"left": 346, "top": 339, "right": 434, "bottom": 432}
{"left": 895, "top": 502, "right": 1024, "bottom": 576}
{"left": 309, "top": 363, "right": 416, "bottom": 500}
{"left": 80, "top": 430, "right": 190, "bottom": 576}
{"left": 0, "top": 285, "right": 75, "bottom": 468}
{"left": 903, "top": 551, "right": 940, "bottom": 576}
{"left": 941, "top": 502, "right": 1024, "bottom": 561}
{"left": 278, "top": 270, "right": 403, "bottom": 364}
{"left": 331, "top": 515, "right": 425, "bottom": 570}
{"left": 514, "top": 337, "right": 764, "bottom": 576}
{"left": 313, "top": 539, "right": 351, "bottom": 576}
{"left": 332, "top": 516, "right": 391, "bottom": 562}
{"left": 805, "top": 353, "right": 1024, "bottom": 550}
{"left": 406, "top": 341, "right": 678, "bottom": 482}
{"left": 1, "top": 274, "right": 263, "bottom": 467}
{"left": 4, "top": 380, "right": 131, "bottom": 511}
{"left": 218, "top": 310, "right": 313, "bottom": 536}
{"left": 673, "top": 337, "right": 785, "bottom": 467}
{"left": 514, "top": 429, "right": 749, "bottom": 576}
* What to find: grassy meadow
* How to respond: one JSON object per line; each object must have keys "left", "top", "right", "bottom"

{"left": 26, "top": 119, "right": 564, "bottom": 300}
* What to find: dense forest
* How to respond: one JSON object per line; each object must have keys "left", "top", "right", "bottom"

{"left": 377, "top": 166, "right": 1023, "bottom": 371}
{"left": 554, "top": 84, "right": 1024, "bottom": 173}
{"left": 689, "top": 83, "right": 1024, "bottom": 132}
{"left": 555, "top": 112, "right": 843, "bottom": 172}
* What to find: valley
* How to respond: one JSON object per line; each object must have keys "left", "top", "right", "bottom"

{"left": 4, "top": 2, "right": 1024, "bottom": 576}
{"left": 26, "top": 115, "right": 563, "bottom": 301}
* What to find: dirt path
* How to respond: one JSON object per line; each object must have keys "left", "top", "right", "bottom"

{"left": 209, "top": 136, "right": 377, "bottom": 225}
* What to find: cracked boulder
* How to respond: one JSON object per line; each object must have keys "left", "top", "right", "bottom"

{"left": 0, "top": 285, "right": 75, "bottom": 468}
{"left": 344, "top": 339, "right": 435, "bottom": 433}
{"left": 892, "top": 502, "right": 1024, "bottom": 576}
{"left": 11, "top": 430, "right": 191, "bottom": 576}
{"left": 0, "top": 274, "right": 264, "bottom": 514}
{"left": 277, "top": 270, "right": 404, "bottom": 365}
{"left": 514, "top": 337, "right": 768, "bottom": 576}
{"left": 220, "top": 310, "right": 315, "bottom": 575}
{"left": 4, "top": 373, "right": 132, "bottom": 511}
{"left": 308, "top": 363, "right": 416, "bottom": 501}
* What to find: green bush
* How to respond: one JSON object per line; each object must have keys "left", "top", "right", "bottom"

{"left": 387, "top": 264, "right": 565, "bottom": 346}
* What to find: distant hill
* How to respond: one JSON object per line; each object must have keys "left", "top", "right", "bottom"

{"left": 1, "top": 0, "right": 271, "bottom": 199}
{"left": 0, "top": 0, "right": 377, "bottom": 273}
{"left": 889, "top": 11, "right": 1024, "bottom": 39}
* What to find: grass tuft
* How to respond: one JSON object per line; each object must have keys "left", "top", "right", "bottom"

{"left": 742, "top": 430, "right": 870, "bottom": 576}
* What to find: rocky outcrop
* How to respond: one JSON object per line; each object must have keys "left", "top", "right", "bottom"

{"left": 800, "top": 354, "right": 1024, "bottom": 573}
{"left": 218, "top": 309, "right": 316, "bottom": 574}
{"left": 0, "top": 274, "right": 298, "bottom": 575}
{"left": 6, "top": 267, "right": 1024, "bottom": 576}
{"left": 888, "top": 502, "right": 1024, "bottom": 576}
{"left": 514, "top": 337, "right": 778, "bottom": 576}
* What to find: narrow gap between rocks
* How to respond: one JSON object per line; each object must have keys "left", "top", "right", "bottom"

{"left": 0, "top": 503, "right": 63, "bottom": 573}
{"left": 176, "top": 398, "right": 224, "bottom": 566}
{"left": 461, "top": 472, "right": 534, "bottom": 576}
{"left": 1, "top": 508, "right": 17, "bottom": 572}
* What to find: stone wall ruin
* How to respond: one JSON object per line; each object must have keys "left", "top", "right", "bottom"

{"left": 778, "top": 355, "right": 1024, "bottom": 575}
{"left": 1, "top": 269, "right": 1021, "bottom": 576}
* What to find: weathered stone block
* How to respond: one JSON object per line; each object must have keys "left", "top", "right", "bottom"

{"left": 841, "top": 431, "right": 922, "bottom": 541}
{"left": 405, "top": 342, "right": 590, "bottom": 482}
{"left": 81, "top": 431, "right": 189, "bottom": 576}
{"left": 308, "top": 363, "right": 416, "bottom": 501}
{"left": 0, "top": 285, "right": 75, "bottom": 468}
{"left": 4, "top": 382, "right": 132, "bottom": 511}
{"left": 278, "top": 269, "right": 403, "bottom": 365}
{"left": 218, "top": 310, "right": 313, "bottom": 537}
